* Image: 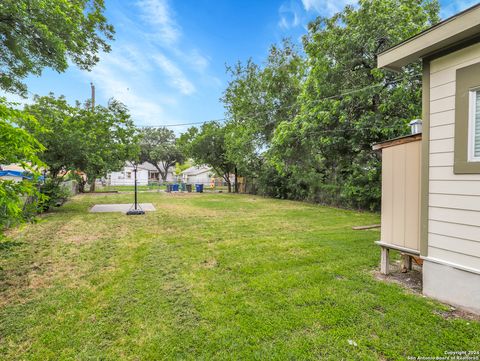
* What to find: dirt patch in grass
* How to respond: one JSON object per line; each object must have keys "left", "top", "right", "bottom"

{"left": 1, "top": 216, "right": 130, "bottom": 308}
{"left": 373, "top": 262, "right": 480, "bottom": 321}
{"left": 160, "top": 202, "right": 223, "bottom": 218}
{"left": 56, "top": 218, "right": 129, "bottom": 244}
{"left": 433, "top": 307, "right": 480, "bottom": 322}
{"left": 373, "top": 266, "right": 423, "bottom": 294}
{"left": 200, "top": 258, "right": 219, "bottom": 269}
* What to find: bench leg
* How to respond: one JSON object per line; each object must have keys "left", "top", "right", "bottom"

{"left": 401, "top": 254, "right": 412, "bottom": 273}
{"left": 380, "top": 247, "right": 390, "bottom": 275}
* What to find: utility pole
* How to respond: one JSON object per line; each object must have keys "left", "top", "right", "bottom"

{"left": 90, "top": 82, "right": 95, "bottom": 110}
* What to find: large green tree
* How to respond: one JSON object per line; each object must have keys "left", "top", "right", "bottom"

{"left": 75, "top": 99, "right": 139, "bottom": 192}
{"left": 185, "top": 122, "right": 235, "bottom": 192}
{"left": 23, "top": 94, "right": 82, "bottom": 180}
{"left": 24, "top": 95, "right": 139, "bottom": 192}
{"left": 0, "top": 98, "right": 44, "bottom": 229}
{"left": 0, "top": 0, "right": 114, "bottom": 95}
{"left": 139, "top": 127, "right": 184, "bottom": 182}
{"left": 222, "top": 40, "right": 305, "bottom": 181}
{"left": 269, "top": 0, "right": 439, "bottom": 210}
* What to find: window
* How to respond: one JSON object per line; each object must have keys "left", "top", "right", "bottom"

{"left": 126, "top": 172, "right": 132, "bottom": 179}
{"left": 149, "top": 171, "right": 159, "bottom": 180}
{"left": 454, "top": 62, "right": 480, "bottom": 173}
{"left": 469, "top": 89, "right": 480, "bottom": 161}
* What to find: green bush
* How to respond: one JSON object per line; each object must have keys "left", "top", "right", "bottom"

{"left": 37, "top": 179, "right": 71, "bottom": 212}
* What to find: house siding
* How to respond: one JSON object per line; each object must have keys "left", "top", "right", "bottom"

{"left": 186, "top": 172, "right": 212, "bottom": 185}
{"left": 428, "top": 42, "right": 480, "bottom": 273}
{"left": 109, "top": 167, "right": 149, "bottom": 186}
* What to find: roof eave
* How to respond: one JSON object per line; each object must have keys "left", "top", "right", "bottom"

{"left": 377, "top": 4, "right": 480, "bottom": 70}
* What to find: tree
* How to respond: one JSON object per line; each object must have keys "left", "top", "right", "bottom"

{"left": 222, "top": 40, "right": 305, "bottom": 191}
{"left": 74, "top": 99, "right": 139, "bottom": 192}
{"left": 0, "top": 0, "right": 114, "bottom": 95}
{"left": 139, "top": 127, "right": 184, "bottom": 182}
{"left": 23, "top": 94, "right": 82, "bottom": 180}
{"left": 186, "top": 122, "right": 235, "bottom": 193}
{"left": 269, "top": 0, "right": 439, "bottom": 210}
{"left": 24, "top": 95, "right": 139, "bottom": 192}
{"left": 0, "top": 98, "right": 44, "bottom": 229}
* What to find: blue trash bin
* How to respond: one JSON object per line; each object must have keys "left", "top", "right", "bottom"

{"left": 195, "top": 184, "right": 204, "bottom": 193}
{"left": 172, "top": 184, "right": 179, "bottom": 192}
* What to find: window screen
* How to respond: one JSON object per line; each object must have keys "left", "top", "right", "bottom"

{"left": 473, "top": 90, "right": 480, "bottom": 158}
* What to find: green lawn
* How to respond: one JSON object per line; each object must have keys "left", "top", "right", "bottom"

{"left": 96, "top": 184, "right": 166, "bottom": 192}
{"left": 1, "top": 193, "right": 479, "bottom": 360}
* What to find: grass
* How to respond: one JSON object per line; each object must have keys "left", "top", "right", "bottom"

{"left": 0, "top": 192, "right": 479, "bottom": 360}
{"left": 96, "top": 185, "right": 229, "bottom": 192}
{"left": 96, "top": 184, "right": 166, "bottom": 192}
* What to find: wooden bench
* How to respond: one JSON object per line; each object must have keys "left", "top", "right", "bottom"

{"left": 375, "top": 241, "right": 420, "bottom": 275}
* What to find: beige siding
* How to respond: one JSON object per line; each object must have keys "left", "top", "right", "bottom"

{"left": 430, "top": 193, "right": 480, "bottom": 212}
{"left": 430, "top": 124, "right": 455, "bottom": 140}
{"left": 381, "top": 148, "right": 393, "bottom": 244}
{"left": 428, "top": 43, "right": 480, "bottom": 271}
{"left": 430, "top": 152, "right": 454, "bottom": 167}
{"left": 429, "top": 138, "right": 454, "bottom": 153}
{"left": 429, "top": 233, "right": 480, "bottom": 258}
{"left": 381, "top": 141, "right": 421, "bottom": 251}
{"left": 430, "top": 166, "right": 480, "bottom": 181}
{"left": 430, "top": 110, "right": 455, "bottom": 127}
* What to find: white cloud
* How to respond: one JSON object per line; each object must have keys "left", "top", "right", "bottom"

{"left": 136, "top": 0, "right": 181, "bottom": 45}
{"left": 188, "top": 50, "right": 210, "bottom": 72}
{"left": 0, "top": 92, "right": 33, "bottom": 109}
{"left": 75, "top": 0, "right": 216, "bottom": 126}
{"left": 80, "top": 45, "right": 180, "bottom": 126}
{"left": 301, "top": 0, "right": 357, "bottom": 16}
{"left": 90, "top": 63, "right": 166, "bottom": 126}
{"left": 153, "top": 53, "right": 195, "bottom": 95}
{"left": 278, "top": 2, "right": 301, "bottom": 29}
{"left": 135, "top": 0, "right": 208, "bottom": 89}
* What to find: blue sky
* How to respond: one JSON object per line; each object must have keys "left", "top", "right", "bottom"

{"left": 4, "top": 0, "right": 478, "bottom": 132}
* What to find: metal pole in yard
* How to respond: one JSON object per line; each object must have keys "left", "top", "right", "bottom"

{"left": 134, "top": 166, "right": 138, "bottom": 210}
{"left": 127, "top": 163, "right": 145, "bottom": 215}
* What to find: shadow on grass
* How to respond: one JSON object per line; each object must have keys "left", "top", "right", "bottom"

{"left": 0, "top": 239, "right": 23, "bottom": 252}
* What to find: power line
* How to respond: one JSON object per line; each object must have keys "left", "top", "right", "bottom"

{"left": 142, "top": 120, "right": 225, "bottom": 128}
{"left": 141, "top": 73, "right": 421, "bottom": 129}
{"left": 16, "top": 72, "right": 420, "bottom": 130}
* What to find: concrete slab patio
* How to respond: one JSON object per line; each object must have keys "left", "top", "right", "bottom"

{"left": 89, "top": 203, "right": 156, "bottom": 213}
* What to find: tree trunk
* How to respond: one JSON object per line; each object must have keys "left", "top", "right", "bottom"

{"left": 89, "top": 179, "right": 96, "bottom": 193}
{"left": 154, "top": 164, "right": 167, "bottom": 183}
{"left": 234, "top": 166, "right": 238, "bottom": 193}
{"left": 78, "top": 178, "right": 86, "bottom": 193}
{"left": 224, "top": 174, "right": 231, "bottom": 193}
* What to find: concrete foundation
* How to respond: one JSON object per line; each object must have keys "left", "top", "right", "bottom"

{"left": 423, "top": 259, "right": 480, "bottom": 315}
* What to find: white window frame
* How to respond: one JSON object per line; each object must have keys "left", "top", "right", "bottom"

{"left": 468, "top": 88, "right": 480, "bottom": 162}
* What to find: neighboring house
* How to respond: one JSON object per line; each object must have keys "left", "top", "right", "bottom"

{"left": 0, "top": 170, "right": 30, "bottom": 182}
{"left": 180, "top": 166, "right": 213, "bottom": 184}
{"left": 0, "top": 164, "right": 44, "bottom": 183}
{"left": 375, "top": 4, "right": 480, "bottom": 314}
{"left": 107, "top": 162, "right": 175, "bottom": 186}
{"left": 108, "top": 163, "right": 149, "bottom": 186}
{"left": 139, "top": 162, "right": 176, "bottom": 183}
